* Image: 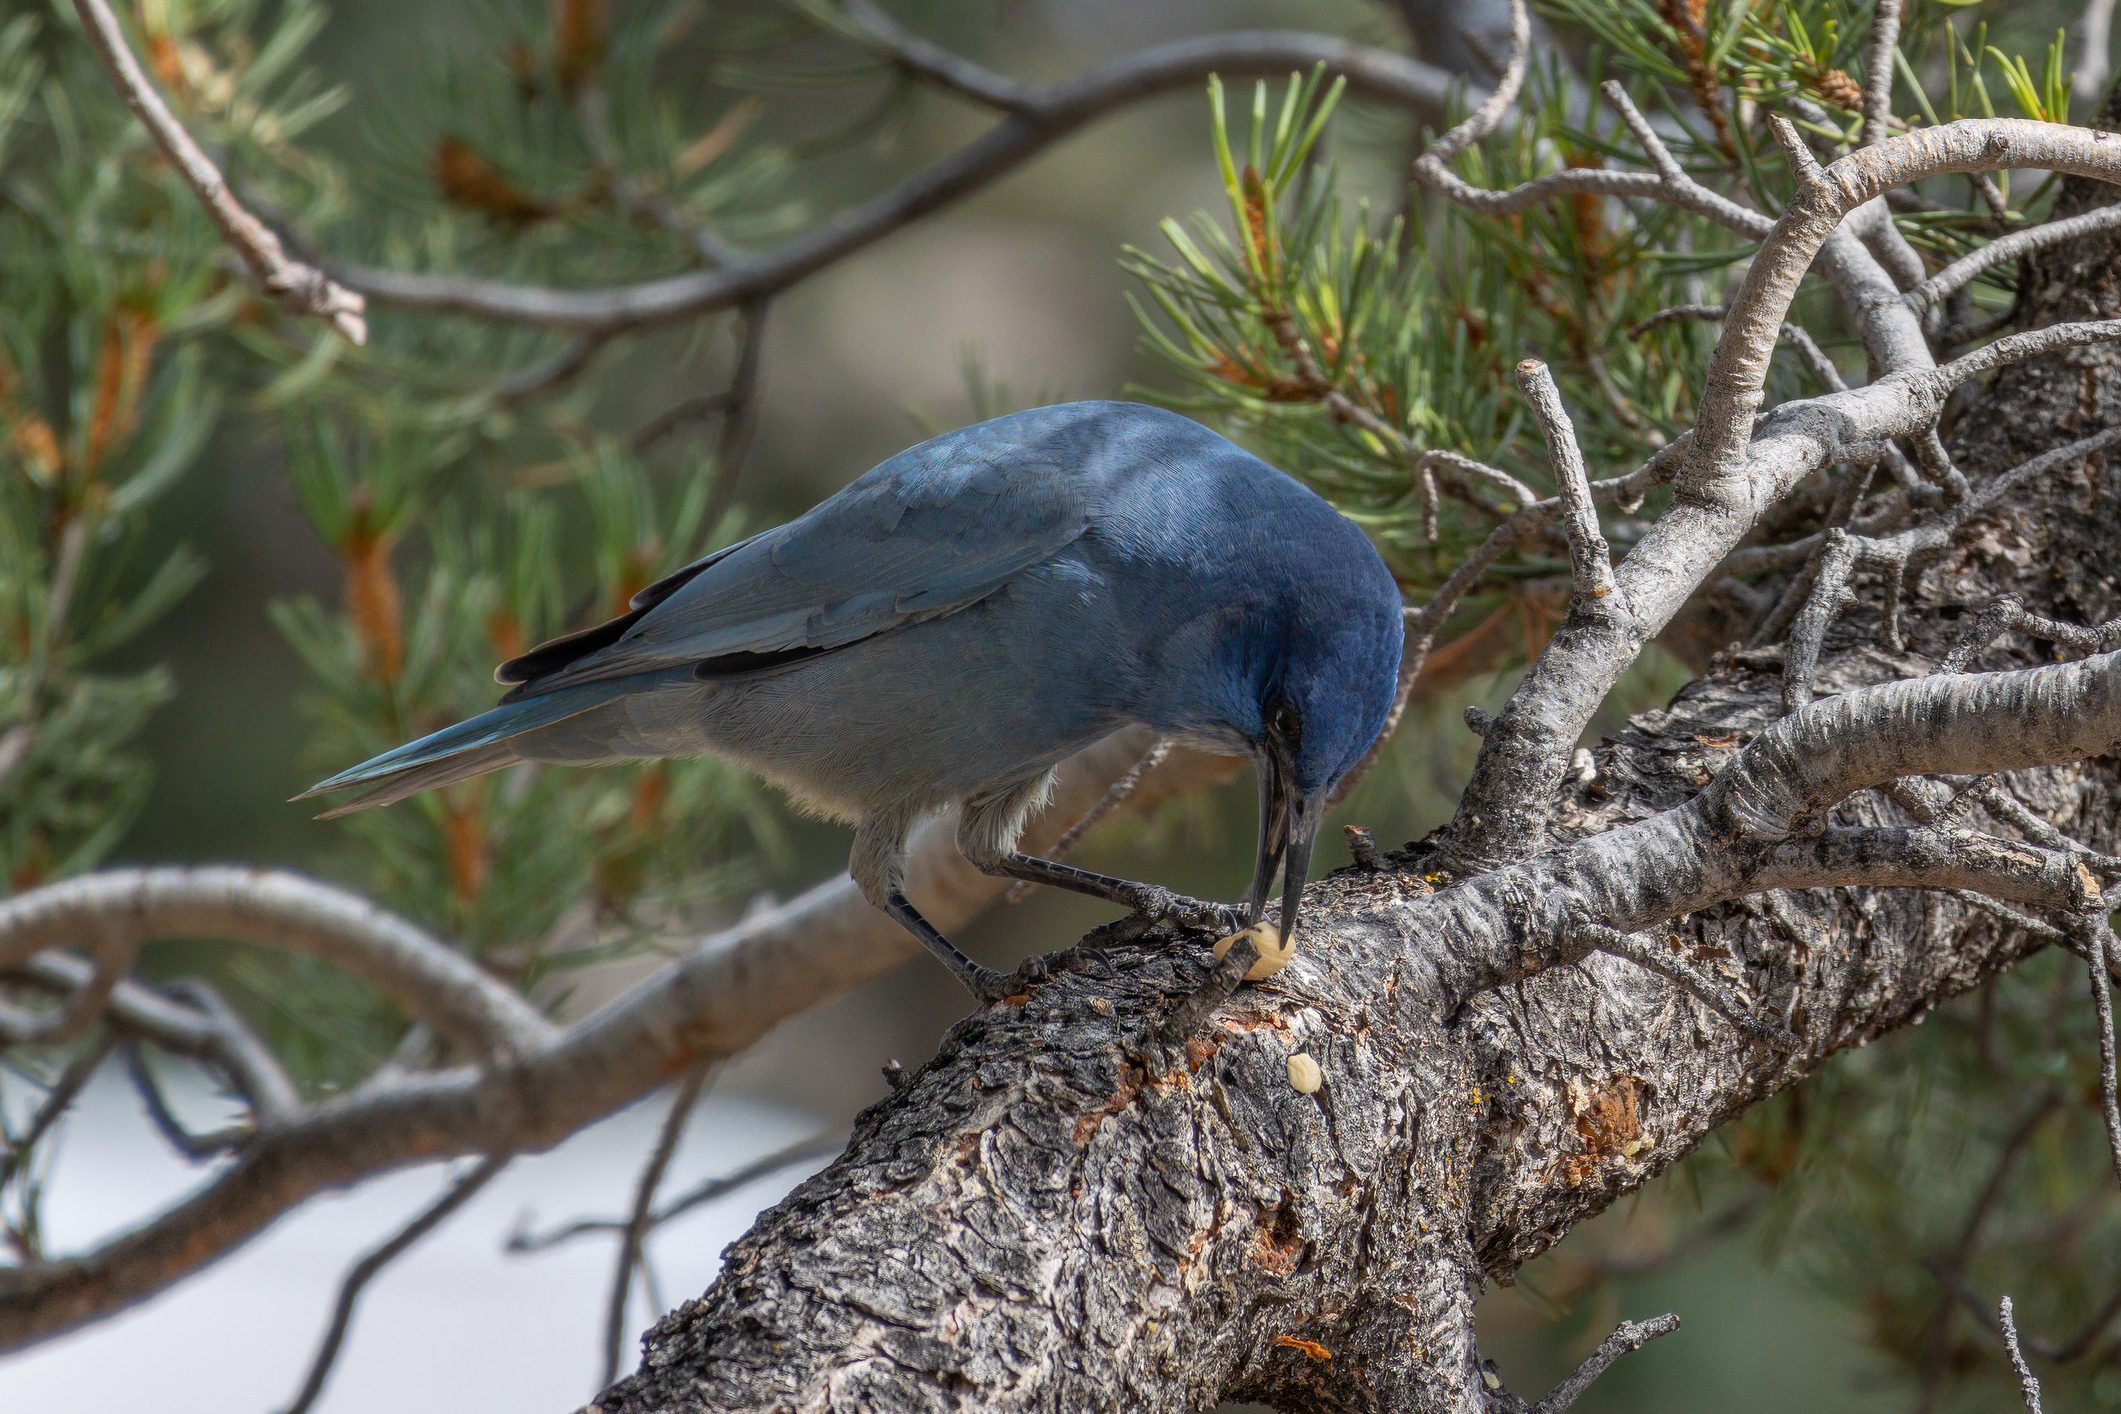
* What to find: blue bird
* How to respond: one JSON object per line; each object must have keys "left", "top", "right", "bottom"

{"left": 301, "top": 402, "right": 1404, "bottom": 1001}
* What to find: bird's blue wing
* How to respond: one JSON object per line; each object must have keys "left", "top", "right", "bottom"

{"left": 506, "top": 446, "right": 1095, "bottom": 692}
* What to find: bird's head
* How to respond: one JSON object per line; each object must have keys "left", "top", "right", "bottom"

{"left": 1231, "top": 552, "right": 1404, "bottom": 946}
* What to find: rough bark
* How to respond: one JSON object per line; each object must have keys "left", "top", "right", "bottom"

{"left": 582, "top": 118, "right": 2121, "bottom": 1414}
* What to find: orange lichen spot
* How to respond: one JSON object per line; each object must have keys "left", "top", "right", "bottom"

{"left": 1562, "top": 1074, "right": 1649, "bottom": 1184}
{"left": 1273, "top": 1335, "right": 1333, "bottom": 1362}
{"left": 1073, "top": 1067, "right": 1145, "bottom": 1144}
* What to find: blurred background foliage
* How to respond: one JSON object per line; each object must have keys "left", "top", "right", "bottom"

{"left": 2, "top": 0, "right": 2118, "bottom": 1408}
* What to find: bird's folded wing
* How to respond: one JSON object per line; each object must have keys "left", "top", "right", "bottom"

{"left": 508, "top": 457, "right": 1093, "bottom": 692}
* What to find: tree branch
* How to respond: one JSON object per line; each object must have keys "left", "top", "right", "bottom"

{"left": 68, "top": 0, "right": 367, "bottom": 344}
{"left": 0, "top": 867, "right": 554, "bottom": 1060}
{"left": 280, "top": 1154, "right": 511, "bottom": 1414}
{"left": 1861, "top": 2, "right": 1904, "bottom": 149}
{"left": 1906, "top": 202, "right": 2121, "bottom": 312}
{"left": 335, "top": 34, "right": 1459, "bottom": 333}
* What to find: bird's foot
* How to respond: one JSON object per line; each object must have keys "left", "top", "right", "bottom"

{"left": 961, "top": 961, "right": 1027, "bottom": 1007}
{"left": 1125, "top": 885, "right": 1242, "bottom": 937}
{"left": 995, "top": 943, "right": 1117, "bottom": 998}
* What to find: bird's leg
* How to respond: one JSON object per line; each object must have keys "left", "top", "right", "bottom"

{"left": 983, "top": 853, "right": 1243, "bottom": 936}
{"left": 855, "top": 807, "right": 1014, "bottom": 1005}
{"left": 954, "top": 775, "right": 1236, "bottom": 986}
{"left": 880, "top": 891, "right": 1018, "bottom": 1004}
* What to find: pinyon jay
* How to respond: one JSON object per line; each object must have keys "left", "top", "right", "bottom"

{"left": 303, "top": 402, "right": 1404, "bottom": 1001}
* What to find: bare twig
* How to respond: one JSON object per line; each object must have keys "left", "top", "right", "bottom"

{"left": 1923, "top": 318, "right": 2121, "bottom": 396}
{"left": 279, "top": 1154, "right": 511, "bottom": 1414}
{"left": 700, "top": 301, "right": 771, "bottom": 544}
{"left": 2000, "top": 1295, "right": 2045, "bottom": 1414}
{"left": 1408, "top": 53, "right": 1773, "bottom": 242}
{"left": 1588, "top": 925, "right": 1799, "bottom": 1050}
{"left": 161, "top": 980, "right": 300, "bottom": 1120}
{"left": 2082, "top": 912, "right": 2121, "bottom": 1192}
{"left": 1329, "top": 436, "right": 1693, "bottom": 807}
{"left": 1907, "top": 202, "right": 2121, "bottom": 312}
{"left": 120, "top": 1042, "right": 240, "bottom": 1159}
{"left": 68, "top": 0, "right": 366, "bottom": 343}
{"left": 0, "top": 1034, "right": 117, "bottom": 1187}
{"left": 1766, "top": 113, "right": 1826, "bottom": 191}
{"left": 1941, "top": 594, "right": 2121, "bottom": 674}
{"left": 1860, "top": 0, "right": 1904, "bottom": 148}
{"left": 1530, "top": 1313, "right": 1681, "bottom": 1413}
{"left": 605, "top": 1070, "right": 711, "bottom": 1389}
{"left": 830, "top": 0, "right": 1033, "bottom": 113}
{"left": 507, "top": 1133, "right": 841, "bottom": 1251}
{"left": 339, "top": 33, "right": 1461, "bottom": 332}
{"left": 1514, "top": 359, "right": 1617, "bottom": 610}
{"left": 1708, "top": 651, "right": 2121, "bottom": 844}
{"left": 1927, "top": 1260, "right": 2121, "bottom": 1366}
{"left": 1416, "top": 449, "right": 1538, "bottom": 512}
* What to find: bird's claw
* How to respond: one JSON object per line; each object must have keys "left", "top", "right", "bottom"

{"left": 994, "top": 943, "right": 1118, "bottom": 1000}
{"left": 1127, "top": 885, "right": 1241, "bottom": 936}
{"left": 965, "top": 963, "right": 1026, "bottom": 1007}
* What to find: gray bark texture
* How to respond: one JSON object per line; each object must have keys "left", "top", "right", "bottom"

{"left": 582, "top": 114, "right": 2121, "bottom": 1414}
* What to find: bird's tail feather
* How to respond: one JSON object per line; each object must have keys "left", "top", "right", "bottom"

{"left": 296, "top": 677, "right": 638, "bottom": 817}
{"left": 310, "top": 742, "right": 522, "bottom": 818}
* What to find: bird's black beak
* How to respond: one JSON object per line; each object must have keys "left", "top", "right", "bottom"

{"left": 1276, "top": 787, "right": 1324, "bottom": 945}
{"left": 1242, "top": 739, "right": 1325, "bottom": 944}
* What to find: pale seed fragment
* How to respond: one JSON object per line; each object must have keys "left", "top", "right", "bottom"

{"left": 1211, "top": 921, "right": 1296, "bottom": 979}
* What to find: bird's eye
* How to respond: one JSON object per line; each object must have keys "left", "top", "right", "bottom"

{"left": 1270, "top": 704, "right": 1301, "bottom": 742}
